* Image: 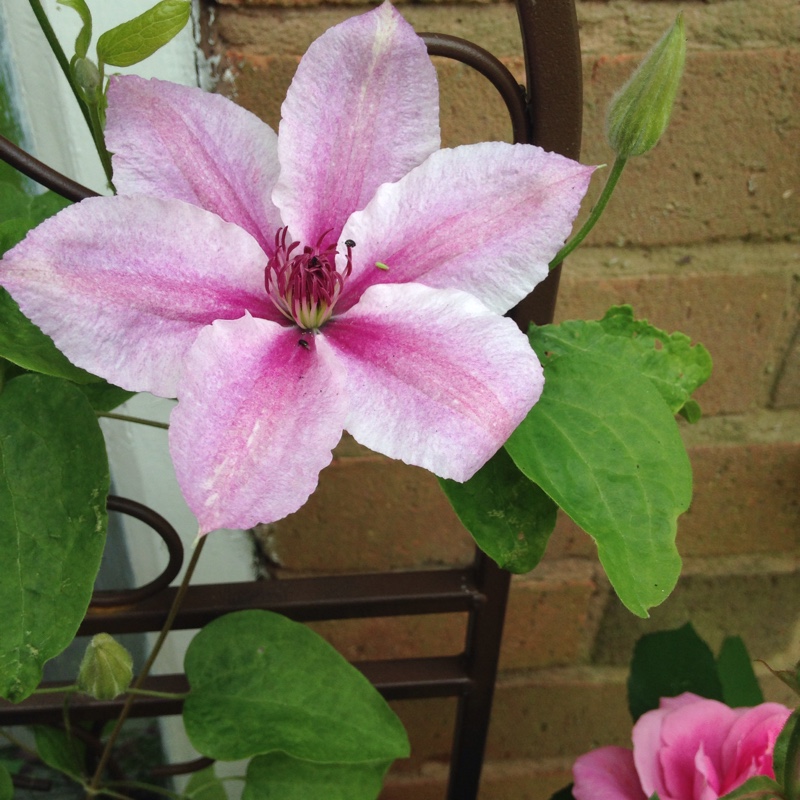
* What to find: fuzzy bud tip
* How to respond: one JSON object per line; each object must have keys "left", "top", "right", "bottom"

{"left": 77, "top": 633, "right": 133, "bottom": 701}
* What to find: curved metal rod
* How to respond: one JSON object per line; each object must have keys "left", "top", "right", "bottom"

{"left": 90, "top": 496, "right": 184, "bottom": 609}
{"left": 0, "top": 134, "right": 97, "bottom": 202}
{"left": 422, "top": 32, "right": 529, "bottom": 145}
{"left": 150, "top": 756, "right": 215, "bottom": 778}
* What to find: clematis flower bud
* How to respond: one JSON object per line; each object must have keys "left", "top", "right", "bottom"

{"left": 77, "top": 633, "right": 133, "bottom": 700}
{"left": 606, "top": 13, "right": 686, "bottom": 158}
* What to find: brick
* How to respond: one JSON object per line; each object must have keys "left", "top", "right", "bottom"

{"left": 556, "top": 269, "right": 796, "bottom": 415}
{"left": 678, "top": 441, "right": 800, "bottom": 557}
{"left": 258, "top": 456, "right": 475, "bottom": 573}
{"left": 591, "top": 558, "right": 800, "bottom": 668}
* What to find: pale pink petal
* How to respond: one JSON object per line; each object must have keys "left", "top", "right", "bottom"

{"left": 274, "top": 1, "right": 439, "bottom": 244}
{"left": 633, "top": 694, "right": 708, "bottom": 799}
{"left": 655, "top": 698, "right": 736, "bottom": 800}
{"left": 106, "top": 75, "right": 282, "bottom": 254}
{"left": 719, "top": 704, "right": 791, "bottom": 791}
{"left": 573, "top": 747, "right": 647, "bottom": 800}
{"left": 0, "top": 196, "right": 274, "bottom": 397}
{"left": 323, "top": 283, "right": 542, "bottom": 481}
{"left": 339, "top": 142, "right": 594, "bottom": 315}
{"left": 170, "top": 316, "right": 348, "bottom": 534}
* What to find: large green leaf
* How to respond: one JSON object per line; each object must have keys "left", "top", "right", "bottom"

{"left": 183, "top": 610, "right": 409, "bottom": 763}
{"left": 439, "top": 446, "right": 557, "bottom": 573}
{"left": 96, "top": 0, "right": 191, "bottom": 68}
{"left": 627, "top": 623, "right": 723, "bottom": 721}
{"left": 243, "top": 752, "right": 389, "bottom": 800}
{"left": 0, "top": 374, "right": 109, "bottom": 702}
{"left": 77, "top": 380, "right": 136, "bottom": 412}
{"left": 505, "top": 347, "right": 690, "bottom": 616}
{"left": 532, "top": 306, "right": 712, "bottom": 418}
{"left": 717, "top": 636, "right": 764, "bottom": 708}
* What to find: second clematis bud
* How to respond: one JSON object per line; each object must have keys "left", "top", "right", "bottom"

{"left": 77, "top": 634, "right": 133, "bottom": 701}
{"left": 606, "top": 13, "right": 686, "bottom": 158}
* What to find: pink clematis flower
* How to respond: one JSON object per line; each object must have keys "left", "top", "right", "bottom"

{"left": 1, "top": 2, "right": 593, "bottom": 533}
{"left": 573, "top": 693, "right": 792, "bottom": 800}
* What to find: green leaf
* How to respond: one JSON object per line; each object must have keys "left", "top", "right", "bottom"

{"left": 27, "top": 191, "right": 72, "bottom": 226}
{"left": 33, "top": 726, "right": 86, "bottom": 780}
{"left": 243, "top": 752, "right": 389, "bottom": 800}
{"left": 505, "top": 347, "right": 690, "bottom": 617}
{"left": 184, "top": 766, "right": 228, "bottom": 800}
{"left": 183, "top": 610, "right": 409, "bottom": 763}
{"left": 774, "top": 709, "right": 800, "bottom": 800}
{"left": 718, "top": 775, "right": 784, "bottom": 799}
{"left": 0, "top": 764, "right": 11, "bottom": 800}
{"left": 0, "top": 374, "right": 109, "bottom": 702}
{"left": 57, "top": 0, "right": 93, "bottom": 59}
{"left": 439, "top": 447, "right": 557, "bottom": 573}
{"left": 96, "top": 0, "right": 191, "bottom": 68}
{"left": 760, "top": 659, "right": 800, "bottom": 698}
{"left": 548, "top": 785, "right": 576, "bottom": 800}
{"left": 0, "top": 289, "right": 97, "bottom": 384}
{"left": 717, "top": 636, "right": 764, "bottom": 707}
{"left": 532, "top": 306, "right": 712, "bottom": 417}
{"left": 627, "top": 623, "right": 723, "bottom": 721}
{"left": 77, "top": 380, "right": 136, "bottom": 412}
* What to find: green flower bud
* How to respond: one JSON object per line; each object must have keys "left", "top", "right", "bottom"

{"left": 606, "top": 13, "right": 686, "bottom": 158}
{"left": 72, "top": 57, "right": 103, "bottom": 104}
{"left": 77, "top": 633, "right": 133, "bottom": 701}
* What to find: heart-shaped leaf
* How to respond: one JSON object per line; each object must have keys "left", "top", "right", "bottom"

{"left": 183, "top": 610, "right": 409, "bottom": 763}
{"left": 505, "top": 347, "right": 690, "bottom": 616}
{"left": 243, "top": 752, "right": 390, "bottom": 800}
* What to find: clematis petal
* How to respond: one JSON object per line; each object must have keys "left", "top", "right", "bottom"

{"left": 323, "top": 283, "right": 542, "bottom": 482}
{"left": 0, "top": 196, "right": 274, "bottom": 397}
{"left": 573, "top": 747, "right": 648, "bottom": 800}
{"left": 170, "top": 315, "right": 349, "bottom": 534}
{"left": 106, "top": 75, "right": 282, "bottom": 254}
{"left": 339, "top": 142, "right": 594, "bottom": 315}
{"left": 274, "top": 1, "right": 440, "bottom": 244}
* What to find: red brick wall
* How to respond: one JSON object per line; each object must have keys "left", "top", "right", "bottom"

{"left": 208, "top": 0, "right": 799, "bottom": 796}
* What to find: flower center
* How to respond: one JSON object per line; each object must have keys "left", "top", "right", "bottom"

{"left": 265, "top": 228, "right": 353, "bottom": 331}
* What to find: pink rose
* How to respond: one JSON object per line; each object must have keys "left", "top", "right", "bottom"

{"left": 573, "top": 693, "right": 791, "bottom": 800}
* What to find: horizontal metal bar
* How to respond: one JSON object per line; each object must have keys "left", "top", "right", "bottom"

{"left": 0, "top": 656, "right": 471, "bottom": 725}
{"left": 82, "top": 568, "right": 484, "bottom": 635}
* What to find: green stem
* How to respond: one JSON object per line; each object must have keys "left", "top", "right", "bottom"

{"left": 98, "top": 413, "right": 169, "bottom": 431}
{"left": 27, "top": 0, "right": 113, "bottom": 184}
{"left": 124, "top": 688, "right": 188, "bottom": 701}
{"left": 87, "top": 535, "right": 208, "bottom": 797}
{"left": 549, "top": 155, "right": 628, "bottom": 270}
{"left": 31, "top": 684, "right": 79, "bottom": 695}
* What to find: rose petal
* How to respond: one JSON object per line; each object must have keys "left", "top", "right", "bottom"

{"left": 339, "top": 142, "right": 594, "bottom": 314}
{"left": 170, "top": 315, "right": 349, "bottom": 534}
{"left": 274, "top": 1, "right": 440, "bottom": 245}
{"left": 323, "top": 283, "right": 543, "bottom": 481}
{"left": 0, "top": 196, "right": 273, "bottom": 397}
{"left": 573, "top": 747, "right": 647, "bottom": 800}
{"left": 106, "top": 75, "right": 282, "bottom": 254}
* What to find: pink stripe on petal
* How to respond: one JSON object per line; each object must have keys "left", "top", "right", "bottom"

{"left": 0, "top": 196, "right": 274, "bottom": 397}
{"left": 340, "top": 142, "right": 595, "bottom": 314}
{"left": 170, "top": 316, "right": 349, "bottom": 534}
{"left": 324, "top": 283, "right": 542, "bottom": 481}
{"left": 107, "top": 75, "right": 282, "bottom": 254}
{"left": 274, "top": 1, "right": 440, "bottom": 244}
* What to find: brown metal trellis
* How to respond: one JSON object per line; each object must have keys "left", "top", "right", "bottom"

{"left": 0, "top": 1, "right": 582, "bottom": 796}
